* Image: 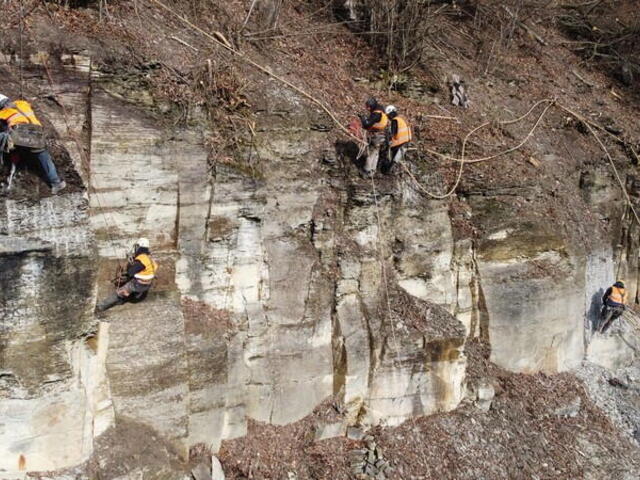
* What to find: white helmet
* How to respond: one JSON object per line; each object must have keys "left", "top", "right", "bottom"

{"left": 135, "top": 237, "right": 150, "bottom": 249}
{"left": 0, "top": 94, "right": 9, "bottom": 109}
{"left": 385, "top": 105, "right": 397, "bottom": 115}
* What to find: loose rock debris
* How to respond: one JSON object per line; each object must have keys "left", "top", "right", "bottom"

{"left": 450, "top": 74, "right": 470, "bottom": 109}
{"left": 349, "top": 435, "right": 393, "bottom": 479}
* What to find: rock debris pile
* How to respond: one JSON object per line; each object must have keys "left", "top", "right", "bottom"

{"left": 349, "top": 435, "right": 393, "bottom": 479}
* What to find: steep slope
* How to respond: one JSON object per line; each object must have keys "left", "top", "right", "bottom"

{"left": 1, "top": 1, "right": 640, "bottom": 479}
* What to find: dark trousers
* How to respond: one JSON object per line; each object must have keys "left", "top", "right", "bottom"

{"left": 13, "top": 147, "right": 61, "bottom": 186}
{"left": 117, "top": 278, "right": 152, "bottom": 298}
{"left": 380, "top": 145, "right": 407, "bottom": 174}
{"left": 599, "top": 304, "right": 624, "bottom": 333}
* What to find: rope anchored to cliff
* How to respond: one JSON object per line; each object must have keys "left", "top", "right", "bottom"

{"left": 401, "top": 99, "right": 555, "bottom": 200}
{"left": 369, "top": 175, "right": 403, "bottom": 368}
{"left": 40, "top": 57, "right": 124, "bottom": 259}
{"left": 399, "top": 99, "right": 640, "bottom": 230}
{"left": 144, "top": 0, "right": 364, "bottom": 145}
{"left": 140, "top": 0, "right": 640, "bottom": 231}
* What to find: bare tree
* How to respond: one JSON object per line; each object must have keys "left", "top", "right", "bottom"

{"left": 353, "top": 0, "right": 453, "bottom": 72}
{"left": 559, "top": 0, "right": 640, "bottom": 87}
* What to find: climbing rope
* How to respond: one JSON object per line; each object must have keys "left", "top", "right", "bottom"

{"left": 401, "top": 99, "right": 555, "bottom": 199}
{"left": 557, "top": 103, "right": 640, "bottom": 227}
{"left": 143, "top": 0, "right": 639, "bottom": 222}
{"left": 41, "top": 57, "right": 123, "bottom": 259}
{"left": 369, "top": 175, "right": 402, "bottom": 367}
{"left": 18, "top": 1, "right": 25, "bottom": 97}
{"left": 144, "top": 0, "right": 364, "bottom": 145}
{"left": 418, "top": 99, "right": 555, "bottom": 165}
{"left": 615, "top": 205, "right": 628, "bottom": 281}
{"left": 398, "top": 98, "right": 640, "bottom": 232}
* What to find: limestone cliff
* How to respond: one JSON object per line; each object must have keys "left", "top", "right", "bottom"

{"left": 2, "top": 1, "right": 640, "bottom": 479}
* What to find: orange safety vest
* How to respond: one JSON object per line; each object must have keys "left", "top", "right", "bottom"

{"left": 609, "top": 286, "right": 627, "bottom": 305}
{"left": 368, "top": 109, "right": 389, "bottom": 132}
{"left": 390, "top": 116, "right": 412, "bottom": 147}
{"left": 0, "top": 100, "right": 42, "bottom": 128}
{"left": 134, "top": 253, "right": 158, "bottom": 282}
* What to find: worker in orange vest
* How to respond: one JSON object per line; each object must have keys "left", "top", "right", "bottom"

{"left": 359, "top": 97, "right": 388, "bottom": 177}
{"left": 0, "top": 93, "right": 66, "bottom": 194}
{"left": 599, "top": 280, "right": 628, "bottom": 333}
{"left": 96, "top": 238, "right": 159, "bottom": 312}
{"left": 381, "top": 105, "right": 412, "bottom": 173}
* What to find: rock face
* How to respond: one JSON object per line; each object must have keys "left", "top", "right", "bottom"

{"left": 90, "top": 87, "right": 179, "bottom": 257}
{"left": 104, "top": 294, "right": 190, "bottom": 454}
{"left": 0, "top": 194, "right": 110, "bottom": 473}
{"left": 471, "top": 197, "right": 585, "bottom": 373}
{"left": 0, "top": 51, "right": 634, "bottom": 477}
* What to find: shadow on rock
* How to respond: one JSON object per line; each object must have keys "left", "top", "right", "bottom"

{"left": 588, "top": 288, "right": 604, "bottom": 332}
{"left": 336, "top": 140, "right": 364, "bottom": 170}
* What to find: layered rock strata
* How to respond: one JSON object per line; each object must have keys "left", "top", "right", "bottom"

{"left": 0, "top": 53, "right": 633, "bottom": 478}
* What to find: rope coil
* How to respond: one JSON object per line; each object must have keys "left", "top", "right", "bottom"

{"left": 403, "top": 100, "right": 555, "bottom": 199}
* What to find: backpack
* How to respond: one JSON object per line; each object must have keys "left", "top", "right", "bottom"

{"left": 9, "top": 103, "right": 46, "bottom": 150}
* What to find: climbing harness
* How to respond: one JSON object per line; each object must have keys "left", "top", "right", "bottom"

{"left": 397, "top": 98, "right": 640, "bottom": 234}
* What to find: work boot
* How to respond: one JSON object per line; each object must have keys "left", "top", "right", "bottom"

{"left": 51, "top": 180, "right": 66, "bottom": 195}
{"left": 96, "top": 292, "right": 125, "bottom": 312}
